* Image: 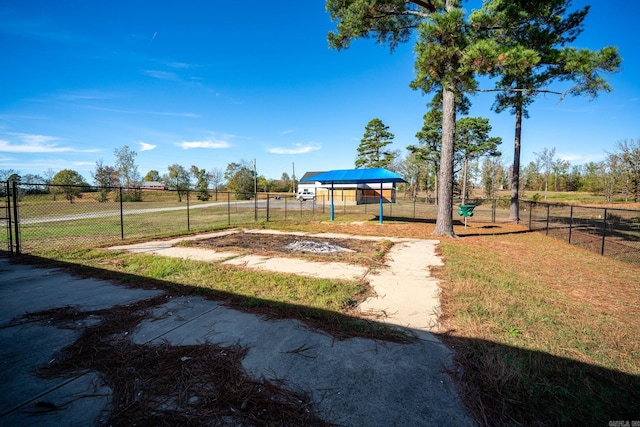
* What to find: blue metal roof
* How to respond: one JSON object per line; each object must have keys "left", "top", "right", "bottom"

{"left": 300, "top": 168, "right": 406, "bottom": 184}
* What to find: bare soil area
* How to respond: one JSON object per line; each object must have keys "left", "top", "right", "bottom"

{"left": 186, "top": 232, "right": 391, "bottom": 266}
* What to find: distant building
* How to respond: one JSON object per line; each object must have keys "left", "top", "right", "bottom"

{"left": 299, "top": 169, "right": 399, "bottom": 204}
{"left": 140, "top": 181, "right": 166, "bottom": 190}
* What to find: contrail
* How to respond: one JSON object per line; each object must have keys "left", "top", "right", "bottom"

{"left": 150, "top": 32, "right": 157, "bottom": 42}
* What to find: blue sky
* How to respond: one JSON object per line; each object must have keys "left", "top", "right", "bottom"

{"left": 1, "top": 0, "right": 638, "bottom": 183}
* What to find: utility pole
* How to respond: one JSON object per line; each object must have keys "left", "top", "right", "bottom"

{"left": 253, "top": 158, "right": 258, "bottom": 222}
{"left": 253, "top": 158, "right": 257, "bottom": 194}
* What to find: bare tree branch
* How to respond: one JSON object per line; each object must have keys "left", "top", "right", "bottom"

{"left": 477, "top": 88, "right": 563, "bottom": 95}
{"left": 368, "top": 10, "right": 427, "bottom": 21}
{"left": 409, "top": 0, "right": 437, "bottom": 13}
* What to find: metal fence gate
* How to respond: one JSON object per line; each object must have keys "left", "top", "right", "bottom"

{"left": 1, "top": 181, "right": 19, "bottom": 254}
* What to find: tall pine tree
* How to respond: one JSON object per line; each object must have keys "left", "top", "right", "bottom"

{"left": 455, "top": 117, "right": 502, "bottom": 204}
{"left": 328, "top": 0, "right": 480, "bottom": 236}
{"left": 355, "top": 118, "right": 396, "bottom": 169}
{"left": 469, "top": 0, "right": 622, "bottom": 221}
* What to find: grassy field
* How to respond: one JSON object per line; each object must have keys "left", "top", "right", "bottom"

{"left": 495, "top": 189, "right": 640, "bottom": 208}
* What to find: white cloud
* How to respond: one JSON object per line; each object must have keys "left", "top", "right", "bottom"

{"left": 17, "top": 133, "right": 59, "bottom": 145}
{"left": 268, "top": 142, "right": 321, "bottom": 155}
{"left": 139, "top": 142, "right": 157, "bottom": 151}
{"left": 83, "top": 105, "right": 200, "bottom": 118}
{"left": 280, "top": 129, "right": 295, "bottom": 136}
{"left": 142, "top": 69, "right": 180, "bottom": 81}
{"left": 0, "top": 133, "right": 99, "bottom": 153}
{"left": 558, "top": 152, "right": 605, "bottom": 165}
{"left": 175, "top": 138, "right": 231, "bottom": 150}
{"left": 58, "top": 90, "right": 115, "bottom": 101}
{"left": 167, "top": 62, "right": 193, "bottom": 69}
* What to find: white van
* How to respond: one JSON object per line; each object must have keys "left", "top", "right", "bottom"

{"left": 296, "top": 189, "right": 315, "bottom": 201}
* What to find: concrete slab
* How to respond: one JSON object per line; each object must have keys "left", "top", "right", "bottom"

{"left": 0, "top": 323, "right": 80, "bottom": 416}
{"left": 131, "top": 296, "right": 471, "bottom": 426}
{"left": 0, "top": 256, "right": 163, "bottom": 424}
{"left": 109, "top": 229, "right": 444, "bottom": 332}
{"left": 222, "top": 254, "right": 370, "bottom": 280}
{"left": 0, "top": 371, "right": 111, "bottom": 427}
{"left": 360, "top": 239, "right": 444, "bottom": 332}
{"left": 0, "top": 273, "right": 164, "bottom": 324}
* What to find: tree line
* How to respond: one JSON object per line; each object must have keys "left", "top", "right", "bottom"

{"left": 0, "top": 146, "right": 298, "bottom": 203}
{"left": 353, "top": 113, "right": 640, "bottom": 205}
{"left": 2, "top": 135, "right": 638, "bottom": 206}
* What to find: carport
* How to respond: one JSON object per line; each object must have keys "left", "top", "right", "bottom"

{"left": 305, "top": 168, "right": 406, "bottom": 224}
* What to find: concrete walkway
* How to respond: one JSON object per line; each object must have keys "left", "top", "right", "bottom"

{"left": 0, "top": 231, "right": 473, "bottom": 426}
{"left": 109, "top": 229, "right": 445, "bottom": 333}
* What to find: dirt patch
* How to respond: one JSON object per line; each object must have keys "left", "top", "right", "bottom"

{"left": 185, "top": 232, "right": 392, "bottom": 267}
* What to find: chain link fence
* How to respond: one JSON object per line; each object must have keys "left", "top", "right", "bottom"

{"left": 1, "top": 183, "right": 320, "bottom": 253}
{"left": 522, "top": 200, "right": 640, "bottom": 264}
{"left": 0, "top": 183, "right": 504, "bottom": 253}
{"left": 2, "top": 182, "right": 639, "bottom": 264}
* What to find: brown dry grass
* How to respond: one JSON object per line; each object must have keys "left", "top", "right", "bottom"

{"left": 262, "top": 217, "right": 527, "bottom": 239}
{"left": 455, "top": 233, "right": 640, "bottom": 325}
{"left": 432, "top": 227, "right": 640, "bottom": 424}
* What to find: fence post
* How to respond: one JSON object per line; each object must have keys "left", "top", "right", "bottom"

{"left": 601, "top": 208, "right": 607, "bottom": 256}
{"left": 5, "top": 181, "right": 13, "bottom": 254}
{"left": 227, "top": 192, "right": 231, "bottom": 225}
{"left": 284, "top": 196, "right": 288, "bottom": 219}
{"left": 413, "top": 197, "right": 416, "bottom": 219}
{"left": 119, "top": 187, "right": 124, "bottom": 239}
{"left": 528, "top": 201, "right": 533, "bottom": 229}
{"left": 266, "top": 193, "right": 270, "bottom": 222}
{"left": 545, "top": 204, "right": 550, "bottom": 235}
{"left": 492, "top": 199, "right": 496, "bottom": 223}
{"left": 186, "top": 189, "right": 191, "bottom": 231}
{"left": 568, "top": 205, "right": 573, "bottom": 244}
{"left": 254, "top": 192, "right": 258, "bottom": 222}
{"left": 11, "top": 181, "right": 20, "bottom": 254}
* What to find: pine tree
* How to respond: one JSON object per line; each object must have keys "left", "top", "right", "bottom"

{"left": 355, "top": 118, "right": 396, "bottom": 169}
{"left": 470, "top": 0, "right": 622, "bottom": 221}
{"left": 328, "top": 0, "right": 479, "bottom": 236}
{"left": 455, "top": 117, "right": 502, "bottom": 203}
